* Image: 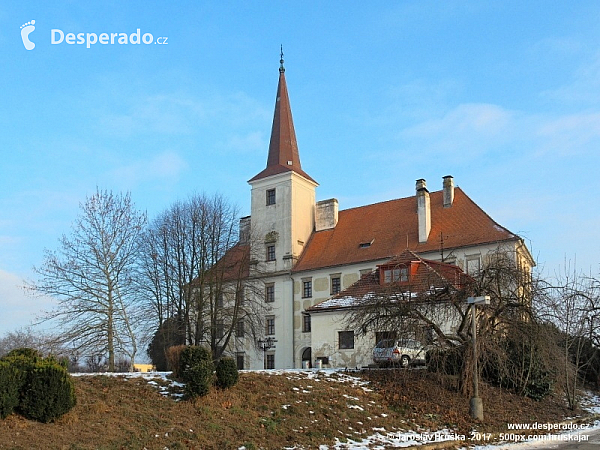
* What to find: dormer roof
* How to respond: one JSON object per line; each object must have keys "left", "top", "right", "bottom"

{"left": 308, "top": 250, "right": 472, "bottom": 312}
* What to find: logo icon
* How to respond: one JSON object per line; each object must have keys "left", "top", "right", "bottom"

{"left": 20, "top": 20, "right": 36, "bottom": 50}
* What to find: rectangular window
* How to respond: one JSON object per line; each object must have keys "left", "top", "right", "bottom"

{"left": 236, "top": 287, "right": 244, "bottom": 305}
{"left": 265, "top": 283, "right": 275, "bottom": 303}
{"left": 216, "top": 320, "right": 224, "bottom": 339}
{"left": 375, "top": 331, "right": 397, "bottom": 345}
{"left": 236, "top": 352, "right": 245, "bottom": 370}
{"left": 302, "top": 314, "right": 311, "bottom": 333}
{"left": 331, "top": 275, "right": 341, "bottom": 295}
{"left": 266, "top": 353, "right": 275, "bottom": 369}
{"left": 339, "top": 331, "right": 354, "bottom": 350}
{"left": 266, "top": 245, "right": 276, "bottom": 261}
{"left": 216, "top": 292, "right": 224, "bottom": 308}
{"left": 400, "top": 267, "right": 409, "bottom": 282}
{"left": 302, "top": 279, "right": 312, "bottom": 298}
{"left": 266, "top": 189, "right": 276, "bottom": 206}
{"left": 466, "top": 257, "right": 481, "bottom": 276}
{"left": 236, "top": 319, "right": 245, "bottom": 337}
{"left": 266, "top": 316, "right": 275, "bottom": 335}
{"left": 384, "top": 266, "right": 409, "bottom": 283}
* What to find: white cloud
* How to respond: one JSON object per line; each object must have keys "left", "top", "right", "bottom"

{"left": 108, "top": 150, "right": 188, "bottom": 188}
{"left": 95, "top": 89, "right": 269, "bottom": 140}
{"left": 0, "top": 269, "right": 53, "bottom": 335}
{"left": 541, "top": 51, "right": 600, "bottom": 105}
{"left": 219, "top": 131, "right": 266, "bottom": 154}
{"left": 397, "top": 103, "right": 517, "bottom": 160}
{"left": 536, "top": 112, "right": 600, "bottom": 156}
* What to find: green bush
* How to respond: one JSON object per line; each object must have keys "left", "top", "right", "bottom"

{"left": 19, "top": 361, "right": 76, "bottom": 423}
{"left": 0, "top": 349, "right": 77, "bottom": 422}
{"left": 4, "top": 348, "right": 42, "bottom": 360}
{"left": 178, "top": 346, "right": 214, "bottom": 398}
{"left": 178, "top": 346, "right": 212, "bottom": 379}
{"left": 0, "top": 361, "right": 23, "bottom": 419}
{"left": 215, "top": 357, "right": 239, "bottom": 389}
{"left": 184, "top": 359, "right": 214, "bottom": 398}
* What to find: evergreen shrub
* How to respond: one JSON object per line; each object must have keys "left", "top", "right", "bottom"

{"left": 215, "top": 357, "right": 239, "bottom": 389}
{"left": 4, "top": 348, "right": 42, "bottom": 360}
{"left": 19, "top": 360, "right": 76, "bottom": 423}
{"left": 184, "top": 359, "right": 214, "bottom": 398}
{"left": 0, "top": 361, "right": 22, "bottom": 419}
{"left": 178, "top": 346, "right": 214, "bottom": 398}
{"left": 0, "top": 348, "right": 77, "bottom": 422}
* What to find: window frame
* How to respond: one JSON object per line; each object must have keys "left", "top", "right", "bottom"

{"left": 236, "top": 352, "right": 245, "bottom": 370}
{"left": 266, "top": 316, "right": 275, "bottom": 336}
{"left": 266, "top": 245, "right": 276, "bottom": 262}
{"left": 265, "top": 283, "right": 275, "bottom": 303}
{"left": 466, "top": 256, "right": 481, "bottom": 276}
{"left": 338, "top": 330, "right": 355, "bottom": 350}
{"left": 331, "top": 275, "right": 341, "bottom": 295}
{"left": 216, "top": 320, "right": 224, "bottom": 339}
{"left": 266, "top": 189, "right": 276, "bottom": 206}
{"left": 236, "top": 319, "right": 245, "bottom": 337}
{"left": 302, "top": 279, "right": 312, "bottom": 298}
{"left": 266, "top": 353, "right": 275, "bottom": 369}
{"left": 302, "top": 314, "right": 311, "bottom": 333}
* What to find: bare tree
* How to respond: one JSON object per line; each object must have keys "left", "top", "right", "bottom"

{"left": 535, "top": 260, "right": 600, "bottom": 409}
{"left": 0, "top": 328, "right": 68, "bottom": 358}
{"left": 27, "top": 189, "right": 146, "bottom": 371}
{"left": 344, "top": 247, "right": 539, "bottom": 395}
{"left": 140, "top": 193, "right": 267, "bottom": 361}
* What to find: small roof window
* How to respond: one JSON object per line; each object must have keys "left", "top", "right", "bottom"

{"left": 359, "top": 239, "right": 374, "bottom": 248}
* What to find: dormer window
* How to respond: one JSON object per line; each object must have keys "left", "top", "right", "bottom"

{"left": 266, "top": 189, "right": 276, "bottom": 206}
{"left": 381, "top": 265, "right": 409, "bottom": 284}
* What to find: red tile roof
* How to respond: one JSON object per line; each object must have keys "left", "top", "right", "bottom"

{"left": 292, "top": 187, "right": 518, "bottom": 273}
{"left": 195, "top": 243, "right": 250, "bottom": 285}
{"left": 308, "top": 250, "right": 472, "bottom": 312}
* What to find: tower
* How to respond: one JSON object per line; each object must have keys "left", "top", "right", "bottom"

{"left": 248, "top": 51, "right": 318, "bottom": 273}
{"left": 245, "top": 51, "right": 317, "bottom": 369}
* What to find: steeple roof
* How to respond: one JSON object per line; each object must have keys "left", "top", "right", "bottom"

{"left": 249, "top": 53, "right": 316, "bottom": 184}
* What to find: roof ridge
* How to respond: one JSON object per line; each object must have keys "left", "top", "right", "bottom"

{"left": 335, "top": 188, "right": 451, "bottom": 214}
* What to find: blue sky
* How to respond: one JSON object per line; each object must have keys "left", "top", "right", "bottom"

{"left": 1, "top": 1, "right": 600, "bottom": 335}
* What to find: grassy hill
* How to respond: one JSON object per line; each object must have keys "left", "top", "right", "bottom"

{"left": 0, "top": 369, "right": 587, "bottom": 449}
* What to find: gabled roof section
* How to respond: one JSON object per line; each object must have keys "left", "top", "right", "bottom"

{"left": 308, "top": 250, "right": 472, "bottom": 312}
{"left": 191, "top": 243, "right": 250, "bottom": 286}
{"left": 293, "top": 187, "right": 518, "bottom": 273}
{"left": 249, "top": 56, "right": 316, "bottom": 184}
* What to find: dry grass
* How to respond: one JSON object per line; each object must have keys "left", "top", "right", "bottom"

{"left": 0, "top": 369, "right": 590, "bottom": 449}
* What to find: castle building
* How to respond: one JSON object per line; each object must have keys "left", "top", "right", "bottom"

{"left": 233, "top": 57, "right": 533, "bottom": 370}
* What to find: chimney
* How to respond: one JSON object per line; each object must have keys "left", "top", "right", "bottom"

{"left": 443, "top": 175, "right": 454, "bottom": 208}
{"left": 315, "top": 198, "right": 339, "bottom": 231}
{"left": 239, "top": 216, "right": 251, "bottom": 244}
{"left": 416, "top": 179, "right": 431, "bottom": 243}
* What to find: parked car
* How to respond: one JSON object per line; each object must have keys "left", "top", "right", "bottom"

{"left": 372, "top": 338, "right": 427, "bottom": 367}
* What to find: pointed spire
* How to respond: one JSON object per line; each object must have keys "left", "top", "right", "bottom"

{"left": 249, "top": 51, "right": 316, "bottom": 184}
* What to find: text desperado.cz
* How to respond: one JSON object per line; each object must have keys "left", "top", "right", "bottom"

{"left": 51, "top": 29, "right": 168, "bottom": 48}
